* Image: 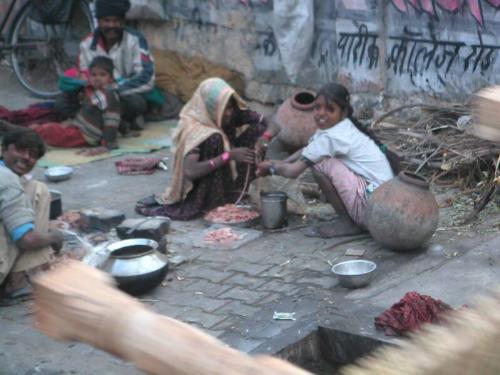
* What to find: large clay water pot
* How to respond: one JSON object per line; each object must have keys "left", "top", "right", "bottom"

{"left": 274, "top": 90, "right": 317, "bottom": 152}
{"left": 364, "top": 171, "right": 439, "bottom": 251}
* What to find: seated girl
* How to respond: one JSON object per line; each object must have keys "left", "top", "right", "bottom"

{"left": 135, "top": 77, "right": 278, "bottom": 220}
{"left": 257, "top": 83, "right": 394, "bottom": 238}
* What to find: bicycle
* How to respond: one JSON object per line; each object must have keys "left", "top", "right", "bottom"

{"left": 0, "top": 0, "right": 94, "bottom": 98}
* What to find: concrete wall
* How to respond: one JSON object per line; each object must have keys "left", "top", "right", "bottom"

{"left": 139, "top": 0, "right": 500, "bottom": 104}
{"left": 2, "top": 0, "right": 499, "bottom": 104}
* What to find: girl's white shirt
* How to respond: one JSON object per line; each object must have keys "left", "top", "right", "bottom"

{"left": 301, "top": 118, "right": 394, "bottom": 188}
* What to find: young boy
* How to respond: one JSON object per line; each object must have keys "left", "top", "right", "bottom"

{"left": 26, "top": 56, "right": 121, "bottom": 154}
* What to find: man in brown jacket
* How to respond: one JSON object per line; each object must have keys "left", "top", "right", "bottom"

{"left": 0, "top": 129, "right": 63, "bottom": 305}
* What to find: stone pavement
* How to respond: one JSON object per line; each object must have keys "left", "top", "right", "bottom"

{"left": 0, "top": 66, "right": 499, "bottom": 374}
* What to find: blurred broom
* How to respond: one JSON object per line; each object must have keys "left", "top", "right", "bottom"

{"left": 471, "top": 86, "right": 500, "bottom": 143}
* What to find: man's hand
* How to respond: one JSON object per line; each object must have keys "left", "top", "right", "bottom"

{"left": 49, "top": 230, "right": 64, "bottom": 254}
{"left": 230, "top": 147, "right": 255, "bottom": 164}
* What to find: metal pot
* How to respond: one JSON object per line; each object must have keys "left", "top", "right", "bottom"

{"left": 260, "top": 191, "right": 288, "bottom": 229}
{"left": 103, "top": 238, "right": 169, "bottom": 296}
{"left": 49, "top": 190, "right": 62, "bottom": 220}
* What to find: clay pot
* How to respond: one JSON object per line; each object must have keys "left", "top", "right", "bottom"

{"left": 364, "top": 171, "right": 439, "bottom": 251}
{"left": 274, "top": 90, "right": 317, "bottom": 152}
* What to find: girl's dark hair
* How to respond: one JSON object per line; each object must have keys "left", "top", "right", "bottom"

{"left": 1, "top": 128, "right": 46, "bottom": 159}
{"left": 89, "top": 56, "right": 114, "bottom": 76}
{"left": 316, "top": 83, "right": 382, "bottom": 147}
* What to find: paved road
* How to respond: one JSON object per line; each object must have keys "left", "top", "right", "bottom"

{"left": 0, "top": 63, "right": 499, "bottom": 374}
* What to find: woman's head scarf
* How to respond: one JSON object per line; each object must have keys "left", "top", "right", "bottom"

{"left": 163, "top": 78, "right": 247, "bottom": 204}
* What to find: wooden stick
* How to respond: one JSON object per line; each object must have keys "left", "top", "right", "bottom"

{"left": 33, "top": 261, "right": 311, "bottom": 375}
{"left": 235, "top": 164, "right": 251, "bottom": 206}
{"left": 415, "top": 146, "right": 442, "bottom": 174}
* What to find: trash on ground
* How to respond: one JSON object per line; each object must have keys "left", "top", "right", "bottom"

{"left": 345, "top": 248, "right": 366, "bottom": 257}
{"left": 273, "top": 312, "right": 296, "bottom": 321}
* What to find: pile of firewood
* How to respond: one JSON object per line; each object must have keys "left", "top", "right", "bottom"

{"left": 372, "top": 104, "right": 499, "bottom": 193}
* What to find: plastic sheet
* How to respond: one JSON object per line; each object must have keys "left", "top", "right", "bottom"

{"left": 272, "top": 0, "right": 314, "bottom": 82}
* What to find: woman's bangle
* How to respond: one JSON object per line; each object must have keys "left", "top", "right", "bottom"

{"left": 268, "top": 163, "right": 277, "bottom": 176}
{"left": 261, "top": 131, "right": 273, "bottom": 141}
{"left": 209, "top": 159, "right": 216, "bottom": 170}
{"left": 220, "top": 151, "right": 231, "bottom": 163}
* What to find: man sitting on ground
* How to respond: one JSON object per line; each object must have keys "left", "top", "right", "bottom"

{"left": 55, "top": 0, "right": 161, "bottom": 132}
{"left": 0, "top": 129, "right": 63, "bottom": 305}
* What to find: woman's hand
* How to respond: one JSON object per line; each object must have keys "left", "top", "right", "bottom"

{"left": 254, "top": 138, "right": 268, "bottom": 163}
{"left": 230, "top": 147, "right": 255, "bottom": 164}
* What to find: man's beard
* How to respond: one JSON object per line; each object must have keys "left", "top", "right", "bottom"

{"left": 102, "top": 28, "right": 123, "bottom": 43}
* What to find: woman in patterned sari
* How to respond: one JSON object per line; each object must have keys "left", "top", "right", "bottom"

{"left": 135, "top": 78, "right": 277, "bottom": 220}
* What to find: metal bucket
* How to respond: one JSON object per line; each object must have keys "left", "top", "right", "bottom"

{"left": 260, "top": 191, "right": 287, "bottom": 229}
{"left": 49, "top": 190, "right": 62, "bottom": 220}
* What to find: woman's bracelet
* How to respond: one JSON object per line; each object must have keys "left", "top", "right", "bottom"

{"left": 268, "top": 163, "right": 277, "bottom": 176}
{"left": 261, "top": 131, "right": 273, "bottom": 141}
{"left": 220, "top": 151, "right": 231, "bottom": 164}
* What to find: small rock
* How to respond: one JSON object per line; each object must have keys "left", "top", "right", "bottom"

{"left": 80, "top": 208, "right": 125, "bottom": 232}
{"left": 427, "top": 243, "right": 445, "bottom": 256}
{"left": 116, "top": 217, "right": 171, "bottom": 241}
{"left": 456, "top": 115, "right": 472, "bottom": 130}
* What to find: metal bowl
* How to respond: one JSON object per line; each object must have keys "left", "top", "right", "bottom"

{"left": 332, "top": 260, "right": 376, "bottom": 289}
{"left": 103, "top": 238, "right": 169, "bottom": 295}
{"left": 44, "top": 166, "right": 73, "bottom": 182}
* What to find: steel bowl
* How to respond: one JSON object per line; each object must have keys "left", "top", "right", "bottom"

{"left": 331, "top": 260, "right": 376, "bottom": 289}
{"left": 103, "top": 238, "right": 169, "bottom": 295}
{"left": 44, "top": 166, "right": 73, "bottom": 182}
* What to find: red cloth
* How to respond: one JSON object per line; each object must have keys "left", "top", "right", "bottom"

{"left": 30, "top": 123, "right": 89, "bottom": 148}
{"left": 0, "top": 105, "right": 59, "bottom": 126}
{"left": 375, "top": 291, "right": 452, "bottom": 336}
{"left": 115, "top": 158, "right": 161, "bottom": 175}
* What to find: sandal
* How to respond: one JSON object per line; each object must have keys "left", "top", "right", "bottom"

{"left": 0, "top": 286, "right": 33, "bottom": 307}
{"left": 136, "top": 195, "right": 161, "bottom": 208}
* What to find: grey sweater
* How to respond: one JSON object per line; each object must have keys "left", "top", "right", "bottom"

{"left": 0, "top": 166, "right": 34, "bottom": 237}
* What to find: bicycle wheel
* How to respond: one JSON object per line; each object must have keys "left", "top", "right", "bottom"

{"left": 8, "top": 1, "right": 94, "bottom": 99}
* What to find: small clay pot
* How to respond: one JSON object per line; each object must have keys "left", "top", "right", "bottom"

{"left": 364, "top": 171, "right": 439, "bottom": 251}
{"left": 274, "top": 90, "right": 317, "bottom": 152}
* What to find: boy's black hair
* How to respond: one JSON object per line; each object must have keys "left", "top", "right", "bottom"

{"left": 316, "top": 83, "right": 383, "bottom": 147}
{"left": 89, "top": 56, "right": 114, "bottom": 77}
{"left": 1, "top": 128, "right": 46, "bottom": 159}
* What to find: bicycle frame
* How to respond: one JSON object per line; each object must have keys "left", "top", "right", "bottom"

{"left": 0, "top": 0, "right": 20, "bottom": 52}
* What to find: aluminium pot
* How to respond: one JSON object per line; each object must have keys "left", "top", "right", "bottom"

{"left": 260, "top": 191, "right": 288, "bottom": 229}
{"left": 364, "top": 171, "right": 439, "bottom": 251}
{"left": 103, "top": 238, "right": 169, "bottom": 295}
